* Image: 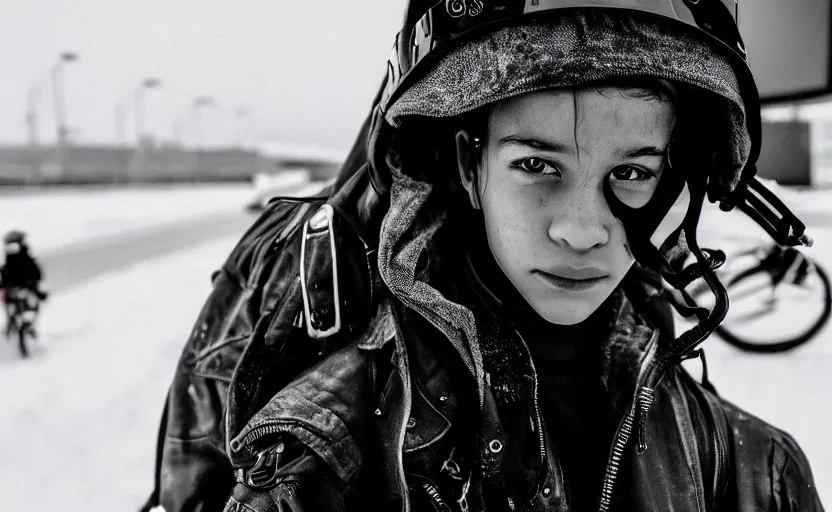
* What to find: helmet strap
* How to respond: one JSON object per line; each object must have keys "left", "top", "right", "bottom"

{"left": 609, "top": 167, "right": 731, "bottom": 360}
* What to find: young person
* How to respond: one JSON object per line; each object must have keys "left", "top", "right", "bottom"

{"left": 144, "top": 2, "right": 824, "bottom": 511}
{"left": 1, "top": 231, "right": 43, "bottom": 295}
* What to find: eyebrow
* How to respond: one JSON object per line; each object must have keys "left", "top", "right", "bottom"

{"left": 497, "top": 135, "right": 667, "bottom": 158}
{"left": 497, "top": 135, "right": 570, "bottom": 153}
{"left": 620, "top": 146, "right": 667, "bottom": 158}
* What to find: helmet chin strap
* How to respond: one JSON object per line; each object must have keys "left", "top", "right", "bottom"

{"left": 604, "top": 167, "right": 729, "bottom": 362}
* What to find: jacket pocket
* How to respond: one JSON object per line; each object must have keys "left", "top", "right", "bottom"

{"left": 185, "top": 267, "right": 255, "bottom": 381}
{"left": 403, "top": 384, "right": 452, "bottom": 453}
{"left": 194, "top": 333, "right": 249, "bottom": 382}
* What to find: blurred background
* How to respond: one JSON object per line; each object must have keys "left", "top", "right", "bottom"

{"left": 0, "top": 0, "right": 831, "bottom": 510}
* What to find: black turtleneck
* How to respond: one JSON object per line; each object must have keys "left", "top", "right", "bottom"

{"left": 464, "top": 228, "right": 618, "bottom": 511}
{"left": 529, "top": 326, "right": 617, "bottom": 512}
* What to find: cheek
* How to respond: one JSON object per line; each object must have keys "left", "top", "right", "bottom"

{"left": 479, "top": 172, "right": 548, "bottom": 256}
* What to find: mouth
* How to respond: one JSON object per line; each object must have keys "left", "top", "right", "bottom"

{"left": 533, "top": 269, "right": 609, "bottom": 291}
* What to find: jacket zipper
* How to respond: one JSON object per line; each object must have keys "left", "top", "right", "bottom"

{"left": 686, "top": 351, "right": 727, "bottom": 501}
{"left": 707, "top": 389, "right": 728, "bottom": 504}
{"left": 387, "top": 305, "right": 413, "bottom": 512}
{"left": 597, "top": 399, "right": 637, "bottom": 512}
{"left": 514, "top": 332, "right": 548, "bottom": 506}
{"left": 235, "top": 418, "right": 332, "bottom": 455}
{"left": 713, "top": 416, "right": 726, "bottom": 501}
{"left": 526, "top": 344, "right": 547, "bottom": 474}
{"left": 597, "top": 332, "right": 662, "bottom": 512}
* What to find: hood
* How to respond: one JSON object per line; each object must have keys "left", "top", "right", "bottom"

{"left": 376, "top": 162, "right": 663, "bottom": 408}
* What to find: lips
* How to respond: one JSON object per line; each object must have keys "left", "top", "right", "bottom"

{"left": 533, "top": 266, "right": 609, "bottom": 292}
{"left": 540, "top": 265, "right": 609, "bottom": 280}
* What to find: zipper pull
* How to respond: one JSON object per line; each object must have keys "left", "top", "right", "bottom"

{"left": 440, "top": 447, "right": 464, "bottom": 481}
{"left": 636, "top": 387, "right": 656, "bottom": 454}
{"left": 244, "top": 440, "right": 286, "bottom": 489}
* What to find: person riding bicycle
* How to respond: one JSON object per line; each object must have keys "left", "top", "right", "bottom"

{"left": 144, "top": 2, "right": 824, "bottom": 511}
{"left": 1, "top": 231, "right": 47, "bottom": 333}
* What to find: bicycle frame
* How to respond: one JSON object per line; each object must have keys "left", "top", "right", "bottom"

{"left": 5, "top": 288, "right": 39, "bottom": 332}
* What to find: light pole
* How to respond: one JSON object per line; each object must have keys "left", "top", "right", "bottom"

{"left": 191, "top": 96, "right": 216, "bottom": 150}
{"left": 52, "top": 52, "right": 79, "bottom": 148}
{"left": 26, "top": 84, "right": 42, "bottom": 147}
{"left": 134, "top": 78, "right": 161, "bottom": 145}
{"left": 25, "top": 84, "right": 44, "bottom": 180}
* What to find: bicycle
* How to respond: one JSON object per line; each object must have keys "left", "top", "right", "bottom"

{"left": 683, "top": 242, "right": 831, "bottom": 353}
{"left": 3, "top": 287, "right": 41, "bottom": 358}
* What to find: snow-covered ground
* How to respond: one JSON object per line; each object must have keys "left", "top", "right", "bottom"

{"left": 0, "top": 184, "right": 253, "bottom": 255}
{"left": 0, "top": 183, "right": 830, "bottom": 510}
{"left": 0, "top": 170, "right": 312, "bottom": 256}
{"left": 0, "top": 235, "right": 236, "bottom": 511}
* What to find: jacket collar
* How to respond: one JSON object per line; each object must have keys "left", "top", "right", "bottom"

{"left": 461, "top": 244, "right": 659, "bottom": 415}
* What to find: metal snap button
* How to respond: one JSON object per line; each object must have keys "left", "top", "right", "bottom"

{"left": 407, "top": 417, "right": 417, "bottom": 429}
{"left": 542, "top": 487, "right": 552, "bottom": 496}
{"left": 488, "top": 439, "right": 503, "bottom": 453}
{"left": 374, "top": 408, "right": 382, "bottom": 416}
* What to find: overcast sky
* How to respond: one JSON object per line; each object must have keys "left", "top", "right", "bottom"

{"left": 3, "top": 0, "right": 832, "bottom": 155}
{"left": 0, "top": 0, "right": 407, "bottom": 154}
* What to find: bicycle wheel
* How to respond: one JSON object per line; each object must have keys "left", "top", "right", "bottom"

{"left": 17, "top": 322, "right": 29, "bottom": 358}
{"left": 716, "top": 261, "right": 832, "bottom": 353}
{"left": 4, "top": 306, "right": 13, "bottom": 338}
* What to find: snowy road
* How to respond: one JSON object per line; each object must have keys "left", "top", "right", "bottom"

{"left": 0, "top": 235, "right": 238, "bottom": 511}
{"left": 0, "top": 180, "right": 323, "bottom": 512}
{"left": 0, "top": 183, "right": 830, "bottom": 511}
{"left": 41, "top": 211, "right": 254, "bottom": 291}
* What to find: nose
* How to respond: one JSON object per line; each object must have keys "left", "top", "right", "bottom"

{"left": 547, "top": 188, "right": 611, "bottom": 252}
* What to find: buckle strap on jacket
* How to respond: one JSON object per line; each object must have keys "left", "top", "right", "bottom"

{"left": 300, "top": 204, "right": 341, "bottom": 339}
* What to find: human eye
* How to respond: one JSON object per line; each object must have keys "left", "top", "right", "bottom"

{"left": 511, "top": 157, "right": 561, "bottom": 177}
{"left": 608, "top": 165, "right": 661, "bottom": 209}
{"left": 610, "top": 165, "right": 656, "bottom": 182}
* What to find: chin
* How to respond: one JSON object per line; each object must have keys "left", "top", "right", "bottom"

{"left": 531, "top": 301, "right": 596, "bottom": 326}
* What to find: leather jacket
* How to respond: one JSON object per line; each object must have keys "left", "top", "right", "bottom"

{"left": 144, "top": 167, "right": 824, "bottom": 512}
{"left": 1, "top": 247, "right": 42, "bottom": 290}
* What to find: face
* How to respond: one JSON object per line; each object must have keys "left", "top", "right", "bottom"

{"left": 457, "top": 87, "right": 676, "bottom": 325}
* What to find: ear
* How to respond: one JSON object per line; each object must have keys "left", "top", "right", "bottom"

{"left": 455, "top": 129, "right": 482, "bottom": 210}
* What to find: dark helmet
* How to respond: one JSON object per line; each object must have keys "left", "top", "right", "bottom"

{"left": 3, "top": 230, "right": 25, "bottom": 245}
{"left": 369, "top": 0, "right": 760, "bottom": 199}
